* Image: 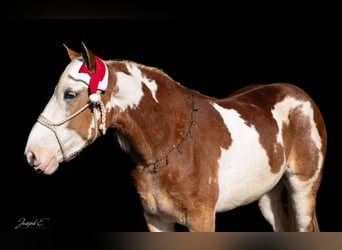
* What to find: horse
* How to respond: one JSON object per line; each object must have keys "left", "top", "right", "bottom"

{"left": 24, "top": 42, "right": 327, "bottom": 232}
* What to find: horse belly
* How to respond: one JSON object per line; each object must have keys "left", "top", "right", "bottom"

{"left": 215, "top": 147, "right": 285, "bottom": 212}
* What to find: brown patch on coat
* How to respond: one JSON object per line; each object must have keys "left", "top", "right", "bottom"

{"left": 109, "top": 60, "right": 131, "bottom": 75}
{"left": 287, "top": 107, "right": 320, "bottom": 181}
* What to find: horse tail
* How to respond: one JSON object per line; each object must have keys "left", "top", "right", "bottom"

{"left": 285, "top": 190, "right": 296, "bottom": 231}
{"left": 283, "top": 188, "right": 320, "bottom": 231}
{"left": 312, "top": 210, "right": 320, "bottom": 232}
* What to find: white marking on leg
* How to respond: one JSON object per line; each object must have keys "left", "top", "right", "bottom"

{"left": 287, "top": 174, "right": 317, "bottom": 231}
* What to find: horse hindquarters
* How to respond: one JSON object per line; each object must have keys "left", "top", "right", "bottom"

{"left": 277, "top": 99, "right": 326, "bottom": 232}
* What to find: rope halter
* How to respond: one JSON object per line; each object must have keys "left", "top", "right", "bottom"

{"left": 37, "top": 100, "right": 107, "bottom": 162}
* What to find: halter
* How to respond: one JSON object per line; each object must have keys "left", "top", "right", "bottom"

{"left": 37, "top": 100, "right": 107, "bottom": 162}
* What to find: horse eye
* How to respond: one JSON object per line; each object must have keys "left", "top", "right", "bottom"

{"left": 64, "top": 89, "right": 78, "bottom": 100}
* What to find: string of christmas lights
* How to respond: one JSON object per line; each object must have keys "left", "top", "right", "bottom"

{"left": 143, "top": 92, "right": 199, "bottom": 173}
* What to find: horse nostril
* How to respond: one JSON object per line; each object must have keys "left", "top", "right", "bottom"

{"left": 35, "top": 168, "right": 43, "bottom": 174}
{"left": 26, "top": 151, "right": 37, "bottom": 167}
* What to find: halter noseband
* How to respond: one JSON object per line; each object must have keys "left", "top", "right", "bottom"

{"left": 37, "top": 100, "right": 107, "bottom": 162}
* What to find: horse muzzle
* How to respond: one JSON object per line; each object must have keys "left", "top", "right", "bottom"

{"left": 25, "top": 150, "right": 59, "bottom": 175}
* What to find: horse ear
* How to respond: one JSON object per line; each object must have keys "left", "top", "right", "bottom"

{"left": 63, "top": 44, "right": 80, "bottom": 60}
{"left": 80, "top": 42, "right": 96, "bottom": 74}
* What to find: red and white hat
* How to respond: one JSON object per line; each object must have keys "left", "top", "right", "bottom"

{"left": 68, "top": 56, "right": 108, "bottom": 103}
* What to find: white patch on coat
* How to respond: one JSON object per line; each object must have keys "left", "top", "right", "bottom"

{"left": 106, "top": 63, "right": 158, "bottom": 111}
{"left": 271, "top": 97, "right": 323, "bottom": 166}
{"left": 212, "top": 103, "right": 285, "bottom": 212}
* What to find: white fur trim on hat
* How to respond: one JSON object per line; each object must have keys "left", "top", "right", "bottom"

{"left": 68, "top": 58, "right": 109, "bottom": 97}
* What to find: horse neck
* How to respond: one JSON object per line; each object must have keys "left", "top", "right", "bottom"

{"left": 107, "top": 61, "right": 197, "bottom": 163}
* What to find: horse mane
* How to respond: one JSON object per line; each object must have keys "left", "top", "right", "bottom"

{"left": 105, "top": 59, "right": 220, "bottom": 106}
{"left": 106, "top": 59, "right": 174, "bottom": 82}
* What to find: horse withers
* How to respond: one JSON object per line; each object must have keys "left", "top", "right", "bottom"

{"left": 24, "top": 43, "right": 327, "bottom": 232}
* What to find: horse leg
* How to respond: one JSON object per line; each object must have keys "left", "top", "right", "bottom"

{"left": 143, "top": 209, "right": 215, "bottom": 232}
{"left": 186, "top": 208, "right": 216, "bottom": 232}
{"left": 258, "top": 179, "right": 290, "bottom": 231}
{"left": 143, "top": 212, "right": 176, "bottom": 232}
{"left": 281, "top": 104, "right": 326, "bottom": 232}
{"left": 284, "top": 141, "right": 323, "bottom": 232}
{"left": 284, "top": 168, "right": 322, "bottom": 232}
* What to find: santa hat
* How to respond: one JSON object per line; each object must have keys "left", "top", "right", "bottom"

{"left": 68, "top": 56, "right": 108, "bottom": 103}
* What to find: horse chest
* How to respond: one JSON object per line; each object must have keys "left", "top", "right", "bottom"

{"left": 131, "top": 168, "right": 185, "bottom": 221}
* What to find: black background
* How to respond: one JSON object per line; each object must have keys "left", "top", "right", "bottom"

{"left": 3, "top": 2, "right": 341, "bottom": 232}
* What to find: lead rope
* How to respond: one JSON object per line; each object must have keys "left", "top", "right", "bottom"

{"left": 37, "top": 101, "right": 106, "bottom": 162}
{"left": 91, "top": 101, "right": 107, "bottom": 143}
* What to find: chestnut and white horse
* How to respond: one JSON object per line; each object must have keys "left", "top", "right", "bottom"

{"left": 24, "top": 43, "right": 327, "bottom": 232}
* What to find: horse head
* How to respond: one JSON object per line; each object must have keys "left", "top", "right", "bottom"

{"left": 24, "top": 42, "right": 110, "bottom": 174}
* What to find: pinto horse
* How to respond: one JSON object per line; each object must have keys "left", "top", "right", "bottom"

{"left": 24, "top": 43, "right": 327, "bottom": 232}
